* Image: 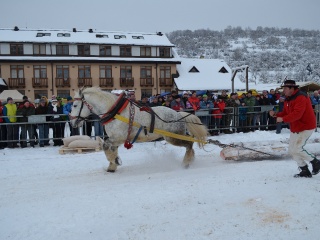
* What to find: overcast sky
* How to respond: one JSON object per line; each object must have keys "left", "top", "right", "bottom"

{"left": 2, "top": 0, "right": 320, "bottom": 33}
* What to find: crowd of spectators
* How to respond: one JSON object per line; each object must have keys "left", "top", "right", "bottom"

{"left": 128, "top": 88, "right": 320, "bottom": 136}
{"left": 0, "top": 95, "right": 104, "bottom": 149}
{"left": 0, "top": 88, "right": 319, "bottom": 149}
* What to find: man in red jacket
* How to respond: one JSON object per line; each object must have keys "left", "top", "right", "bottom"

{"left": 269, "top": 80, "right": 320, "bottom": 178}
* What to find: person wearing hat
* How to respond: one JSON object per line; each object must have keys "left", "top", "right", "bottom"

{"left": 170, "top": 95, "right": 185, "bottom": 111}
{"left": 48, "top": 98, "right": 64, "bottom": 146}
{"left": 16, "top": 100, "right": 36, "bottom": 148}
{"left": 269, "top": 80, "right": 320, "bottom": 178}
{"left": 63, "top": 96, "right": 79, "bottom": 136}
{"left": 3, "top": 97, "right": 19, "bottom": 148}
{"left": 35, "top": 98, "right": 50, "bottom": 147}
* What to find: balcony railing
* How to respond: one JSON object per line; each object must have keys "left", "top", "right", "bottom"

{"left": 78, "top": 78, "right": 92, "bottom": 87}
{"left": 99, "top": 78, "right": 114, "bottom": 87}
{"left": 140, "top": 78, "right": 154, "bottom": 87}
{"left": 8, "top": 78, "right": 25, "bottom": 88}
{"left": 55, "top": 78, "right": 71, "bottom": 87}
{"left": 32, "top": 78, "right": 48, "bottom": 88}
{"left": 159, "top": 78, "right": 173, "bottom": 87}
{"left": 120, "top": 78, "right": 134, "bottom": 87}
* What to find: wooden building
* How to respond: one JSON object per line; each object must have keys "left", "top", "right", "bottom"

{"left": 0, "top": 27, "right": 180, "bottom": 100}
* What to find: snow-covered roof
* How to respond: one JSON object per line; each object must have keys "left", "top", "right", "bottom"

{"left": 174, "top": 58, "right": 245, "bottom": 91}
{"left": 0, "top": 28, "right": 174, "bottom": 47}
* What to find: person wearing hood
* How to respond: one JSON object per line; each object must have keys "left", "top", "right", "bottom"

{"left": 3, "top": 97, "right": 19, "bottom": 148}
{"left": 0, "top": 100, "right": 7, "bottom": 149}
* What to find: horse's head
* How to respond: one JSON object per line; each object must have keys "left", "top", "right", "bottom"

{"left": 69, "top": 89, "right": 91, "bottom": 128}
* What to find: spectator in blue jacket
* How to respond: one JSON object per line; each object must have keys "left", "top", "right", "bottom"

{"left": 310, "top": 90, "right": 320, "bottom": 105}
{"left": 63, "top": 96, "right": 79, "bottom": 136}
{"left": 199, "top": 94, "right": 214, "bottom": 130}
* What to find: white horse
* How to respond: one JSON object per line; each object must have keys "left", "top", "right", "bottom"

{"left": 69, "top": 87, "right": 208, "bottom": 172}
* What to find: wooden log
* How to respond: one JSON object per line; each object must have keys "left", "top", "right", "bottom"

{"left": 220, "top": 141, "right": 320, "bottom": 161}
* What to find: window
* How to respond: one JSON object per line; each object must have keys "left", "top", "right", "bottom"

{"left": 57, "top": 90, "right": 70, "bottom": 99}
{"left": 78, "top": 44, "right": 90, "bottom": 56}
{"left": 33, "top": 44, "right": 46, "bottom": 55}
{"left": 99, "top": 65, "right": 112, "bottom": 78}
{"left": 36, "top": 32, "right": 51, "bottom": 37}
{"left": 114, "top": 35, "right": 126, "bottom": 39}
{"left": 159, "top": 47, "right": 170, "bottom": 57}
{"left": 120, "top": 66, "right": 132, "bottom": 78}
{"left": 141, "top": 89, "right": 152, "bottom": 98}
{"left": 160, "top": 66, "right": 171, "bottom": 78}
{"left": 56, "top": 45, "right": 69, "bottom": 55}
{"left": 10, "top": 65, "right": 24, "bottom": 78}
{"left": 57, "top": 33, "right": 71, "bottom": 37}
{"left": 10, "top": 44, "right": 23, "bottom": 55}
{"left": 34, "top": 90, "right": 48, "bottom": 100}
{"left": 132, "top": 36, "right": 144, "bottom": 39}
{"left": 56, "top": 65, "right": 70, "bottom": 79}
{"left": 120, "top": 46, "right": 131, "bottom": 57}
{"left": 140, "top": 47, "right": 151, "bottom": 57}
{"left": 99, "top": 45, "right": 111, "bottom": 56}
{"left": 33, "top": 65, "right": 47, "bottom": 78}
{"left": 219, "top": 67, "right": 229, "bottom": 73}
{"left": 189, "top": 66, "right": 199, "bottom": 73}
{"left": 96, "top": 34, "right": 108, "bottom": 38}
{"left": 78, "top": 65, "right": 91, "bottom": 78}
{"left": 140, "top": 66, "right": 152, "bottom": 78}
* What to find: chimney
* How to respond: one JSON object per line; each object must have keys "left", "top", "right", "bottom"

{"left": 88, "top": 29, "right": 93, "bottom": 33}
{"left": 14, "top": 26, "right": 19, "bottom": 31}
{"left": 73, "top": 28, "right": 77, "bottom": 32}
{"left": 157, "top": 32, "right": 163, "bottom": 36}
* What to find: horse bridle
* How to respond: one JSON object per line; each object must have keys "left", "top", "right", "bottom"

{"left": 70, "top": 95, "right": 93, "bottom": 126}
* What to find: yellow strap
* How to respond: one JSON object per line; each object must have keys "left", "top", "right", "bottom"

{"left": 114, "top": 114, "right": 207, "bottom": 144}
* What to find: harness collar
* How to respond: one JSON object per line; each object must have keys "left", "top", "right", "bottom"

{"left": 100, "top": 92, "right": 129, "bottom": 125}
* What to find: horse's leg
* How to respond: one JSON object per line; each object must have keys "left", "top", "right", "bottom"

{"left": 102, "top": 144, "right": 121, "bottom": 172}
{"left": 183, "top": 143, "right": 195, "bottom": 168}
{"left": 165, "top": 137, "right": 195, "bottom": 168}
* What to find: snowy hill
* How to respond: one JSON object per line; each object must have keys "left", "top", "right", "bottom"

{"left": 167, "top": 27, "right": 320, "bottom": 84}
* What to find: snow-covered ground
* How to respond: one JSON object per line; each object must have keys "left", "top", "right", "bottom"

{"left": 1, "top": 129, "right": 320, "bottom": 240}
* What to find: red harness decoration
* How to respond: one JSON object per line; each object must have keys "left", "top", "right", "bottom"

{"left": 100, "top": 92, "right": 129, "bottom": 125}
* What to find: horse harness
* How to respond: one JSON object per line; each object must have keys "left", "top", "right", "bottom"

{"left": 74, "top": 92, "right": 156, "bottom": 149}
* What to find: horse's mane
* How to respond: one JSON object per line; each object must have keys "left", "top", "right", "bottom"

{"left": 79, "top": 87, "right": 115, "bottom": 101}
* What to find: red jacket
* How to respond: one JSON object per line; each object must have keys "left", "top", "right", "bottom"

{"left": 276, "top": 89, "right": 316, "bottom": 133}
{"left": 212, "top": 101, "right": 225, "bottom": 119}
{"left": 187, "top": 96, "right": 200, "bottom": 111}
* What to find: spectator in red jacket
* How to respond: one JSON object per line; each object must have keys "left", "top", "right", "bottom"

{"left": 186, "top": 91, "right": 200, "bottom": 113}
{"left": 171, "top": 95, "right": 185, "bottom": 111}
{"left": 211, "top": 97, "right": 225, "bottom": 135}
{"left": 269, "top": 80, "right": 320, "bottom": 178}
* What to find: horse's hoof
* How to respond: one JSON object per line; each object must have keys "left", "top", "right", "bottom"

{"left": 115, "top": 157, "right": 122, "bottom": 165}
{"left": 184, "top": 164, "right": 190, "bottom": 169}
{"left": 106, "top": 169, "right": 115, "bottom": 173}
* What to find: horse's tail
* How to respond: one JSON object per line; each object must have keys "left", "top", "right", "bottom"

{"left": 179, "top": 111, "right": 208, "bottom": 148}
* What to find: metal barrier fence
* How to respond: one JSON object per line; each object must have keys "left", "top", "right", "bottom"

{"left": 0, "top": 104, "right": 319, "bottom": 147}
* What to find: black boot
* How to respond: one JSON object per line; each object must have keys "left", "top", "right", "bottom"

{"left": 294, "top": 165, "right": 312, "bottom": 178}
{"left": 310, "top": 158, "right": 320, "bottom": 175}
